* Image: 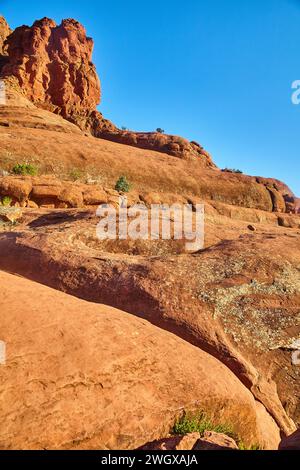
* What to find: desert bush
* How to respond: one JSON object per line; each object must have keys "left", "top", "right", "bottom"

{"left": 172, "top": 411, "right": 260, "bottom": 450}
{"left": 222, "top": 168, "right": 243, "bottom": 174}
{"left": 190, "top": 141, "right": 202, "bottom": 149}
{"left": 0, "top": 196, "right": 12, "bottom": 207}
{"left": 172, "top": 411, "right": 235, "bottom": 439}
{"left": 238, "top": 442, "right": 260, "bottom": 451}
{"left": 115, "top": 176, "right": 132, "bottom": 193}
{"left": 69, "top": 168, "right": 84, "bottom": 181}
{"left": 156, "top": 128, "right": 165, "bottom": 134}
{"left": 12, "top": 163, "right": 38, "bottom": 176}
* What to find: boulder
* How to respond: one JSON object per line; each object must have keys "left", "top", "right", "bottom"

{"left": 32, "top": 182, "right": 63, "bottom": 199}
{"left": 58, "top": 185, "right": 83, "bottom": 208}
{"left": 0, "top": 177, "right": 32, "bottom": 202}
{"left": 140, "top": 433, "right": 201, "bottom": 451}
{"left": 0, "top": 270, "right": 280, "bottom": 450}
{"left": 194, "top": 431, "right": 239, "bottom": 450}
{"left": 140, "top": 431, "right": 239, "bottom": 451}
{"left": 140, "top": 192, "right": 163, "bottom": 206}
{"left": 0, "top": 206, "right": 22, "bottom": 223}
{"left": 26, "top": 200, "right": 39, "bottom": 209}
{"left": 83, "top": 187, "right": 108, "bottom": 205}
{"left": 277, "top": 215, "right": 299, "bottom": 229}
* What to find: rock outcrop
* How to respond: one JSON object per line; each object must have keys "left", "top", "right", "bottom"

{"left": 0, "top": 16, "right": 11, "bottom": 55}
{"left": 1, "top": 175, "right": 300, "bottom": 232}
{"left": 0, "top": 206, "right": 22, "bottom": 223}
{"left": 2, "top": 18, "right": 100, "bottom": 119}
{"left": 0, "top": 270, "right": 280, "bottom": 450}
{"left": 94, "top": 128, "right": 216, "bottom": 164}
{"left": 0, "top": 16, "right": 11, "bottom": 73}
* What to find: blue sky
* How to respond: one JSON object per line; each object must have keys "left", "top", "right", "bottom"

{"left": 1, "top": 0, "right": 300, "bottom": 194}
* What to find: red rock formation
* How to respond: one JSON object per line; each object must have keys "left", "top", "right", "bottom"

{"left": 0, "top": 16, "right": 11, "bottom": 74}
{"left": 0, "top": 16, "right": 11, "bottom": 55}
{"left": 2, "top": 18, "right": 100, "bottom": 119}
{"left": 97, "top": 129, "right": 216, "bottom": 164}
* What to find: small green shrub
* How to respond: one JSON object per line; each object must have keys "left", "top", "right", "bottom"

{"left": 12, "top": 163, "right": 38, "bottom": 176}
{"left": 172, "top": 411, "right": 236, "bottom": 439}
{"left": 1, "top": 196, "right": 12, "bottom": 207}
{"left": 238, "top": 442, "right": 261, "bottom": 451}
{"left": 69, "top": 168, "right": 84, "bottom": 181}
{"left": 156, "top": 128, "right": 165, "bottom": 134}
{"left": 222, "top": 168, "right": 243, "bottom": 174}
{"left": 115, "top": 176, "right": 132, "bottom": 193}
{"left": 172, "top": 411, "right": 261, "bottom": 450}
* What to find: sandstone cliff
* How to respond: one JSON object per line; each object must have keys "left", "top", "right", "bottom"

{"left": 2, "top": 18, "right": 100, "bottom": 117}
{"left": 0, "top": 16, "right": 11, "bottom": 55}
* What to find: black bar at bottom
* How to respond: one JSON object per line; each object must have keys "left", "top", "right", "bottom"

{"left": 0, "top": 450, "right": 293, "bottom": 467}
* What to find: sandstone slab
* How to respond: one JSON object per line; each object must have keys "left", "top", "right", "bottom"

{"left": 0, "top": 271, "right": 280, "bottom": 449}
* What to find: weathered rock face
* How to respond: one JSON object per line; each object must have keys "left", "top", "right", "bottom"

{"left": 0, "top": 270, "right": 280, "bottom": 450}
{"left": 2, "top": 18, "right": 100, "bottom": 119}
{"left": 0, "top": 207, "right": 299, "bottom": 436}
{"left": 0, "top": 16, "right": 11, "bottom": 55}
{"left": 1, "top": 174, "right": 298, "bottom": 219}
{"left": 96, "top": 129, "right": 216, "bottom": 164}
{"left": 0, "top": 16, "right": 11, "bottom": 74}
